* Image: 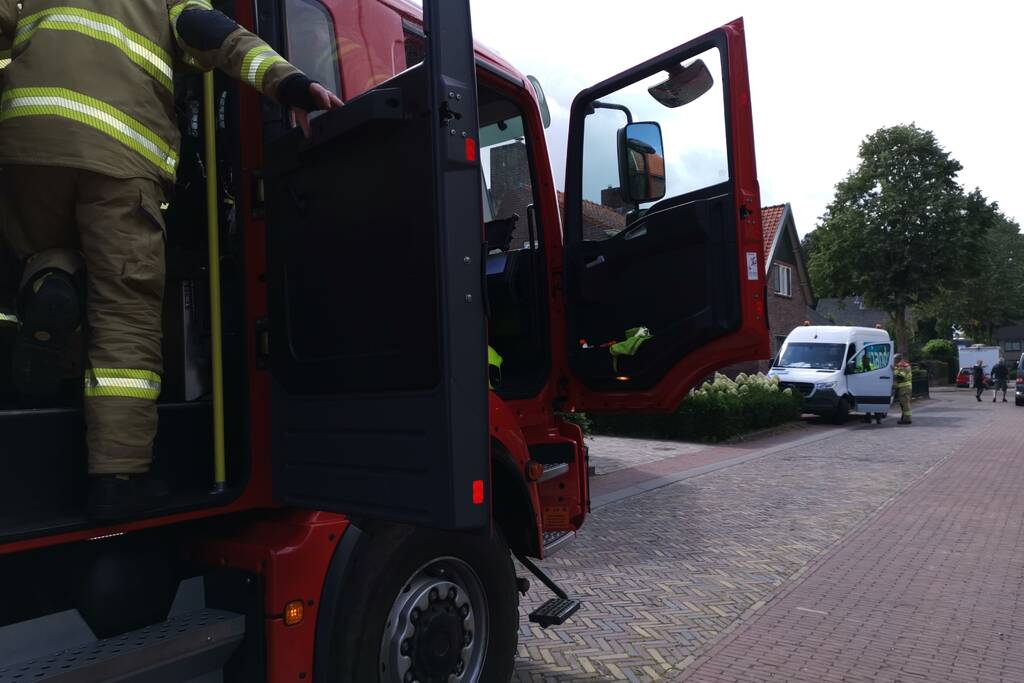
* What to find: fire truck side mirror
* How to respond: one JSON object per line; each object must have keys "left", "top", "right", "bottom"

{"left": 617, "top": 121, "right": 666, "bottom": 204}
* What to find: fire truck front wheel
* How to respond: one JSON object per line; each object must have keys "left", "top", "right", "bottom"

{"left": 324, "top": 523, "right": 518, "bottom": 683}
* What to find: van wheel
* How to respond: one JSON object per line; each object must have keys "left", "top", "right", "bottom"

{"left": 325, "top": 524, "right": 518, "bottom": 683}
{"left": 832, "top": 397, "right": 851, "bottom": 424}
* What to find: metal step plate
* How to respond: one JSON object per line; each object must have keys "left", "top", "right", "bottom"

{"left": 542, "top": 530, "right": 576, "bottom": 557}
{"left": 528, "top": 597, "right": 581, "bottom": 628}
{"left": 0, "top": 608, "right": 244, "bottom": 683}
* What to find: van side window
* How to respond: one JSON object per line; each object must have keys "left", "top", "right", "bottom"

{"left": 285, "top": 0, "right": 342, "bottom": 98}
{"left": 851, "top": 343, "right": 890, "bottom": 373}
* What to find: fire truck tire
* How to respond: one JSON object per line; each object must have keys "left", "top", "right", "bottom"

{"left": 324, "top": 523, "right": 518, "bottom": 683}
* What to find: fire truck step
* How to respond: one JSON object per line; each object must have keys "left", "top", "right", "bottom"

{"left": 538, "top": 462, "right": 569, "bottom": 482}
{"left": 528, "top": 598, "right": 582, "bottom": 628}
{"left": 542, "top": 530, "right": 576, "bottom": 556}
{"left": 0, "top": 608, "right": 245, "bottom": 683}
{"left": 515, "top": 552, "right": 581, "bottom": 628}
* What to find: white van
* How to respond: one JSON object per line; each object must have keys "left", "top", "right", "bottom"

{"left": 768, "top": 326, "right": 895, "bottom": 420}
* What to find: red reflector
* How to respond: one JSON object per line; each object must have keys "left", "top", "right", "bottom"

{"left": 472, "top": 479, "right": 484, "bottom": 505}
{"left": 465, "top": 137, "right": 476, "bottom": 162}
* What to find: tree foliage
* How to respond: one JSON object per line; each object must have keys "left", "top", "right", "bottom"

{"left": 916, "top": 210, "right": 1024, "bottom": 342}
{"left": 806, "top": 124, "right": 991, "bottom": 352}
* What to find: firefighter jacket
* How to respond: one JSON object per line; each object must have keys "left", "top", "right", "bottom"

{"left": 0, "top": 0, "right": 316, "bottom": 186}
{"left": 894, "top": 364, "right": 913, "bottom": 392}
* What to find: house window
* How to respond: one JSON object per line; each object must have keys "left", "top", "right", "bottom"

{"left": 1005, "top": 341, "right": 1022, "bottom": 352}
{"left": 771, "top": 263, "right": 792, "bottom": 297}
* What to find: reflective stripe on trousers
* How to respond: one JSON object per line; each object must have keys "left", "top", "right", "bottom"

{"left": 85, "top": 368, "right": 162, "bottom": 401}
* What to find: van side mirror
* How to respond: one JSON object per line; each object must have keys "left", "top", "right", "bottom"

{"left": 617, "top": 122, "right": 666, "bottom": 204}
{"left": 845, "top": 359, "right": 857, "bottom": 375}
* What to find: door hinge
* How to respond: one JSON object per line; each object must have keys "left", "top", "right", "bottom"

{"left": 255, "top": 317, "right": 270, "bottom": 369}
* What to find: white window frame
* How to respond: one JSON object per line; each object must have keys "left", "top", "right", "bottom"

{"left": 772, "top": 263, "right": 793, "bottom": 297}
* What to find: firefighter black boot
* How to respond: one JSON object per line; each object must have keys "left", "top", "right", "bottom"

{"left": 88, "top": 474, "right": 171, "bottom": 521}
{"left": 12, "top": 269, "right": 81, "bottom": 399}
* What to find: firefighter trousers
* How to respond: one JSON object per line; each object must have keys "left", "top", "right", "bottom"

{"left": 1, "top": 165, "right": 165, "bottom": 474}
{"left": 897, "top": 386, "right": 912, "bottom": 421}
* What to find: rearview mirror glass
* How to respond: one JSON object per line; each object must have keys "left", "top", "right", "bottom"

{"left": 526, "top": 75, "right": 551, "bottom": 129}
{"left": 648, "top": 58, "right": 714, "bottom": 108}
{"left": 617, "top": 122, "right": 666, "bottom": 204}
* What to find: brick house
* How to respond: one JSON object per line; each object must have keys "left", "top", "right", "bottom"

{"left": 992, "top": 322, "right": 1024, "bottom": 366}
{"left": 761, "top": 203, "right": 823, "bottom": 359}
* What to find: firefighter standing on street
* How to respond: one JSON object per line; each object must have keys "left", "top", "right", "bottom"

{"left": 894, "top": 355, "right": 913, "bottom": 425}
{"left": 0, "top": 0, "right": 342, "bottom": 519}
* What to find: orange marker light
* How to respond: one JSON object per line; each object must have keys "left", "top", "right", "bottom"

{"left": 525, "top": 461, "right": 545, "bottom": 482}
{"left": 284, "top": 600, "right": 304, "bottom": 627}
{"left": 472, "top": 479, "right": 485, "bottom": 505}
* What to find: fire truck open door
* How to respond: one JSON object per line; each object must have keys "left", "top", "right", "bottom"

{"left": 263, "top": 0, "right": 489, "bottom": 530}
{"left": 562, "top": 18, "right": 770, "bottom": 413}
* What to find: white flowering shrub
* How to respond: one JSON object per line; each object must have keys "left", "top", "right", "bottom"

{"left": 590, "top": 372, "right": 803, "bottom": 442}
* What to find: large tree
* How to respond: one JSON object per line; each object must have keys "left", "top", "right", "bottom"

{"left": 917, "top": 209, "right": 1024, "bottom": 343}
{"left": 807, "top": 124, "right": 989, "bottom": 354}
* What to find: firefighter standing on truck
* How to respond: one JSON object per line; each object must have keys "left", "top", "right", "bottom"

{"left": 894, "top": 355, "right": 913, "bottom": 425}
{"left": 0, "top": 0, "right": 343, "bottom": 519}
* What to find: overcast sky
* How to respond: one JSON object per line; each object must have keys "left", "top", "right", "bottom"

{"left": 467, "top": 0, "right": 1024, "bottom": 236}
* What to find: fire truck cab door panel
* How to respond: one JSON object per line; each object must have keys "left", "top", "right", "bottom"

{"left": 562, "top": 19, "right": 768, "bottom": 412}
{"left": 263, "top": 1, "right": 489, "bottom": 531}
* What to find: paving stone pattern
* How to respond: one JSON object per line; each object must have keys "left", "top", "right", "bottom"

{"left": 586, "top": 436, "right": 703, "bottom": 475}
{"left": 513, "top": 395, "right": 981, "bottom": 682}
{"left": 679, "top": 397, "right": 1020, "bottom": 683}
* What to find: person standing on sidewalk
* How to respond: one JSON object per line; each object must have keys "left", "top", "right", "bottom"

{"left": 894, "top": 355, "right": 913, "bottom": 424}
{"left": 972, "top": 359, "right": 986, "bottom": 402}
{"left": 990, "top": 357, "right": 1009, "bottom": 402}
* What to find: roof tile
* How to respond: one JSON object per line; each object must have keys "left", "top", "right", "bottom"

{"left": 761, "top": 204, "right": 786, "bottom": 260}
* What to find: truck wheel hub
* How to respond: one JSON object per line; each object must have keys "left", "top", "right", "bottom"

{"left": 380, "top": 558, "right": 487, "bottom": 683}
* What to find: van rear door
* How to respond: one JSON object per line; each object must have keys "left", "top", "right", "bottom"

{"left": 562, "top": 18, "right": 769, "bottom": 412}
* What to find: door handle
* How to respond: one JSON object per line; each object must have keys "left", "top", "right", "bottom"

{"left": 880, "top": 375, "right": 891, "bottom": 379}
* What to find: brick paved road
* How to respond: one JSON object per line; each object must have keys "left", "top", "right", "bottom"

{"left": 514, "top": 392, "right": 1000, "bottom": 681}
{"left": 586, "top": 436, "right": 703, "bottom": 475}
{"left": 679, "top": 394, "right": 1022, "bottom": 683}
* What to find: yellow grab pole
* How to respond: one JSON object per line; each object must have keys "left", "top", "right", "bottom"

{"left": 204, "top": 71, "right": 227, "bottom": 492}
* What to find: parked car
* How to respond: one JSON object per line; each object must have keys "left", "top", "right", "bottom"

{"left": 1017, "top": 356, "right": 1024, "bottom": 406}
{"left": 956, "top": 367, "right": 990, "bottom": 388}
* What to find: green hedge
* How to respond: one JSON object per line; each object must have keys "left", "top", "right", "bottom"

{"left": 921, "top": 339, "right": 958, "bottom": 383}
{"left": 589, "top": 373, "right": 803, "bottom": 443}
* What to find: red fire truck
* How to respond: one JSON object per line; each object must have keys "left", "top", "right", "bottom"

{"left": 0, "top": 0, "right": 767, "bottom": 680}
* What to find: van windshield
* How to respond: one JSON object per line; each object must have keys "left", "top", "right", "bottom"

{"left": 778, "top": 342, "right": 847, "bottom": 370}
